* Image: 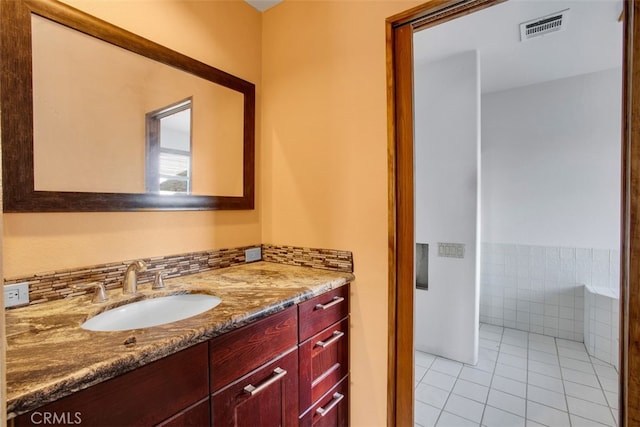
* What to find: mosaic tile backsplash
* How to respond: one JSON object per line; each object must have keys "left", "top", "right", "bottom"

{"left": 4, "top": 244, "right": 354, "bottom": 306}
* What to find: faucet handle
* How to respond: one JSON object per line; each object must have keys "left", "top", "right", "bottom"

{"left": 152, "top": 272, "right": 165, "bottom": 290}
{"left": 73, "top": 282, "right": 108, "bottom": 303}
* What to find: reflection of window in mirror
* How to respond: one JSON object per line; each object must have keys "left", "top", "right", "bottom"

{"left": 145, "top": 99, "right": 192, "bottom": 194}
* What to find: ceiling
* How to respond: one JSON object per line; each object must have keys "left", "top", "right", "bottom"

{"left": 245, "top": 0, "right": 282, "bottom": 12}
{"left": 414, "top": 0, "right": 623, "bottom": 94}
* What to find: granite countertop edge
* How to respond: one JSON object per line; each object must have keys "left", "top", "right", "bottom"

{"left": 5, "top": 261, "right": 355, "bottom": 418}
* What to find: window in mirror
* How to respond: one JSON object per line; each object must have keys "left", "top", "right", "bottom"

{"left": 146, "top": 99, "right": 192, "bottom": 194}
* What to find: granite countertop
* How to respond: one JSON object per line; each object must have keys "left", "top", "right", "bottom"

{"left": 5, "top": 261, "right": 354, "bottom": 418}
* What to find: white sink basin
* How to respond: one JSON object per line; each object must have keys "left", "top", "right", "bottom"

{"left": 81, "top": 294, "right": 222, "bottom": 332}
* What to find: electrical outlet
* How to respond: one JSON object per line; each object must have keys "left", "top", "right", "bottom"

{"left": 4, "top": 282, "right": 29, "bottom": 308}
{"left": 245, "top": 247, "right": 262, "bottom": 263}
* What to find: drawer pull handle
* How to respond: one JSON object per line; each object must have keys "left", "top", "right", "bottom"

{"left": 316, "top": 392, "right": 345, "bottom": 417}
{"left": 315, "top": 296, "right": 345, "bottom": 311}
{"left": 243, "top": 367, "right": 287, "bottom": 396}
{"left": 315, "top": 331, "right": 345, "bottom": 348}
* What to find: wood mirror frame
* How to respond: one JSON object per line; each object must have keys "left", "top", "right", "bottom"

{"left": 0, "top": 0, "right": 255, "bottom": 212}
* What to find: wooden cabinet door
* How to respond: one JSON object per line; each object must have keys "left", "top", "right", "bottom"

{"left": 156, "top": 397, "right": 210, "bottom": 426}
{"left": 212, "top": 348, "right": 298, "bottom": 427}
{"left": 14, "top": 343, "right": 209, "bottom": 427}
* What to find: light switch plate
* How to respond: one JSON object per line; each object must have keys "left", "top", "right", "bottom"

{"left": 4, "top": 282, "right": 29, "bottom": 308}
{"left": 245, "top": 247, "right": 262, "bottom": 262}
{"left": 437, "top": 242, "right": 465, "bottom": 259}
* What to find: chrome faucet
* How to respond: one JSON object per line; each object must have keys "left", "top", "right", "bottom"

{"left": 122, "top": 260, "right": 147, "bottom": 294}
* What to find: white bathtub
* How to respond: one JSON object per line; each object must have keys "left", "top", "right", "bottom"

{"left": 584, "top": 285, "right": 619, "bottom": 370}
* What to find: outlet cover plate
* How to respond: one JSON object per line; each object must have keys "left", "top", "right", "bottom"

{"left": 5, "top": 282, "right": 29, "bottom": 308}
{"left": 245, "top": 247, "right": 262, "bottom": 262}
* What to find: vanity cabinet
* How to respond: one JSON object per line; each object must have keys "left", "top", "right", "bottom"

{"left": 11, "top": 285, "right": 350, "bottom": 427}
{"left": 14, "top": 342, "right": 210, "bottom": 427}
{"left": 210, "top": 306, "right": 299, "bottom": 426}
{"left": 298, "top": 285, "right": 350, "bottom": 424}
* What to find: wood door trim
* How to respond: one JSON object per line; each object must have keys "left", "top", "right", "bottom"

{"left": 386, "top": 0, "right": 635, "bottom": 425}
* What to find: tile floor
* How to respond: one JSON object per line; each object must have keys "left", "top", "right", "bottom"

{"left": 415, "top": 324, "right": 619, "bottom": 427}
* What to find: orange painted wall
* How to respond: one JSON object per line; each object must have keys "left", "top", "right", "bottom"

{"left": 261, "top": 1, "right": 420, "bottom": 425}
{"left": 3, "top": 0, "right": 262, "bottom": 278}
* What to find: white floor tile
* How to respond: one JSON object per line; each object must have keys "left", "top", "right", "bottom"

{"left": 566, "top": 396, "right": 615, "bottom": 426}
{"left": 482, "top": 405, "right": 526, "bottom": 427}
{"left": 480, "top": 338, "right": 501, "bottom": 351}
{"left": 599, "top": 376, "right": 618, "bottom": 393}
{"left": 415, "top": 383, "right": 450, "bottom": 409}
{"left": 487, "top": 389, "right": 526, "bottom": 417}
{"left": 459, "top": 366, "right": 493, "bottom": 387}
{"left": 416, "top": 366, "right": 428, "bottom": 383}
{"left": 431, "top": 358, "right": 463, "bottom": 377}
{"left": 528, "top": 340, "right": 558, "bottom": 355}
{"left": 556, "top": 338, "right": 586, "bottom": 351}
{"left": 498, "top": 353, "right": 528, "bottom": 370}
{"left": 529, "top": 360, "right": 562, "bottom": 379}
{"left": 501, "top": 335, "right": 529, "bottom": 349}
{"left": 527, "top": 384, "right": 567, "bottom": 411}
{"left": 423, "top": 370, "right": 457, "bottom": 392}
{"left": 527, "top": 371, "right": 564, "bottom": 394}
{"left": 479, "top": 347, "right": 499, "bottom": 362}
{"left": 452, "top": 379, "right": 489, "bottom": 403}
{"left": 593, "top": 363, "right": 618, "bottom": 380}
{"left": 474, "top": 357, "right": 497, "bottom": 374}
{"left": 560, "top": 357, "right": 595, "bottom": 374}
{"left": 495, "top": 363, "right": 528, "bottom": 383}
{"left": 500, "top": 343, "right": 528, "bottom": 358}
{"left": 528, "top": 349, "right": 560, "bottom": 365}
{"left": 605, "top": 390, "right": 619, "bottom": 409}
{"left": 491, "top": 375, "right": 527, "bottom": 398}
{"left": 558, "top": 346, "right": 590, "bottom": 362}
{"left": 443, "top": 394, "right": 485, "bottom": 423}
{"left": 480, "top": 330, "right": 503, "bottom": 343}
{"left": 570, "top": 414, "right": 609, "bottom": 427}
{"left": 561, "top": 367, "right": 600, "bottom": 388}
{"left": 526, "top": 401, "right": 570, "bottom": 427}
{"left": 482, "top": 324, "right": 505, "bottom": 334}
{"left": 415, "top": 401, "right": 440, "bottom": 427}
{"left": 436, "top": 411, "right": 479, "bottom": 427}
{"left": 415, "top": 324, "right": 619, "bottom": 427}
{"left": 564, "top": 380, "right": 608, "bottom": 406}
{"left": 529, "top": 333, "right": 556, "bottom": 345}
{"left": 416, "top": 351, "right": 437, "bottom": 368}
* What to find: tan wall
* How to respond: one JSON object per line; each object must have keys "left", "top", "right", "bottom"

{"left": 4, "top": 0, "right": 262, "bottom": 278}
{"left": 261, "top": 1, "right": 420, "bottom": 425}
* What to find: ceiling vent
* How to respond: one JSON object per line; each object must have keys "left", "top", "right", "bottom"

{"left": 520, "top": 9, "right": 569, "bottom": 41}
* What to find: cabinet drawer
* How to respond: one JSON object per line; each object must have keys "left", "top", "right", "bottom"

{"left": 299, "top": 376, "right": 349, "bottom": 427}
{"left": 212, "top": 348, "right": 299, "bottom": 427}
{"left": 299, "top": 318, "right": 349, "bottom": 411}
{"left": 15, "top": 342, "right": 209, "bottom": 427}
{"left": 210, "top": 306, "right": 298, "bottom": 391}
{"left": 298, "top": 285, "right": 349, "bottom": 342}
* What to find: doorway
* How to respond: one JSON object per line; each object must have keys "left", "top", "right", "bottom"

{"left": 387, "top": 1, "right": 639, "bottom": 426}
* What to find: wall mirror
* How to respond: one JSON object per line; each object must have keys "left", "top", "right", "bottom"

{"left": 0, "top": 0, "right": 255, "bottom": 212}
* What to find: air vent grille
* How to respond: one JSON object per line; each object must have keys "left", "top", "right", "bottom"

{"left": 520, "top": 9, "right": 569, "bottom": 41}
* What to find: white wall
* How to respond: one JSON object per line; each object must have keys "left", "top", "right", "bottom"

{"left": 482, "top": 68, "right": 622, "bottom": 250}
{"left": 414, "top": 51, "right": 480, "bottom": 365}
{"left": 480, "top": 68, "right": 623, "bottom": 343}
